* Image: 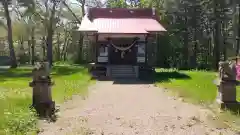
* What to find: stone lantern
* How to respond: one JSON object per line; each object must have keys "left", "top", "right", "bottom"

{"left": 215, "top": 61, "right": 240, "bottom": 110}
{"left": 29, "top": 61, "right": 55, "bottom": 118}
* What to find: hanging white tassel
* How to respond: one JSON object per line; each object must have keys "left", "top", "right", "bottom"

{"left": 121, "top": 51, "right": 125, "bottom": 58}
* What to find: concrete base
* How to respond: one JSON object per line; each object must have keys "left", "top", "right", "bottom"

{"left": 218, "top": 83, "right": 237, "bottom": 102}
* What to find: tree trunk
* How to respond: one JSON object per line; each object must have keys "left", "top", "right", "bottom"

{"left": 192, "top": 7, "right": 197, "bottom": 68}
{"left": 63, "top": 39, "right": 70, "bottom": 61}
{"left": 28, "top": 40, "right": 31, "bottom": 64}
{"left": 19, "top": 37, "right": 24, "bottom": 55}
{"left": 222, "top": 22, "right": 227, "bottom": 61}
{"left": 77, "top": 0, "right": 85, "bottom": 63}
{"left": 213, "top": 25, "right": 220, "bottom": 70}
{"left": 31, "top": 27, "right": 35, "bottom": 65}
{"left": 193, "top": 30, "right": 197, "bottom": 68}
{"left": 61, "top": 31, "right": 68, "bottom": 59}
{"left": 46, "top": 1, "right": 57, "bottom": 66}
{"left": 183, "top": 9, "right": 188, "bottom": 69}
{"left": 3, "top": 1, "right": 17, "bottom": 68}
{"left": 41, "top": 37, "right": 46, "bottom": 60}
{"left": 56, "top": 33, "right": 61, "bottom": 61}
{"left": 81, "top": 0, "right": 85, "bottom": 16}
{"left": 213, "top": 1, "right": 220, "bottom": 70}
{"left": 78, "top": 34, "right": 83, "bottom": 63}
{"left": 19, "top": 37, "right": 24, "bottom": 64}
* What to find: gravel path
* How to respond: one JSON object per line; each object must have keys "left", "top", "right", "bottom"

{"left": 39, "top": 80, "right": 237, "bottom": 135}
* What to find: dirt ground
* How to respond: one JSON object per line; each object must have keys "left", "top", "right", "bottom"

{"left": 39, "top": 80, "right": 238, "bottom": 135}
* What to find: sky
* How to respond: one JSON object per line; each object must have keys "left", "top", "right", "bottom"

{"left": 69, "top": 0, "right": 106, "bottom": 7}
{"left": 69, "top": 0, "right": 106, "bottom": 14}
{"left": 70, "top": 0, "right": 106, "bottom": 4}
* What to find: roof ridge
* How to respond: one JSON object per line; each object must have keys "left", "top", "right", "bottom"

{"left": 88, "top": 8, "right": 156, "bottom": 20}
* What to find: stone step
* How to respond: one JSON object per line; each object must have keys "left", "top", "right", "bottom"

{"left": 109, "top": 66, "right": 137, "bottom": 78}
{"left": 111, "top": 70, "right": 134, "bottom": 73}
{"left": 112, "top": 72, "right": 135, "bottom": 75}
{"left": 112, "top": 68, "right": 133, "bottom": 70}
{"left": 111, "top": 74, "right": 136, "bottom": 78}
{"left": 111, "top": 70, "right": 134, "bottom": 72}
{"left": 112, "top": 70, "right": 135, "bottom": 72}
{"left": 111, "top": 68, "right": 133, "bottom": 70}
{"left": 111, "top": 73, "right": 136, "bottom": 76}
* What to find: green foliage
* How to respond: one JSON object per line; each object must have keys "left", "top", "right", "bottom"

{"left": 0, "top": 26, "right": 7, "bottom": 38}
{"left": 0, "top": 20, "right": 7, "bottom": 30}
{"left": 12, "top": 21, "right": 28, "bottom": 41}
{"left": 0, "top": 64, "right": 91, "bottom": 134}
{"left": 107, "top": 0, "right": 128, "bottom": 8}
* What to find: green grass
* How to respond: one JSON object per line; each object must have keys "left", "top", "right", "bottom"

{"left": 154, "top": 68, "right": 240, "bottom": 104}
{"left": 0, "top": 64, "right": 92, "bottom": 135}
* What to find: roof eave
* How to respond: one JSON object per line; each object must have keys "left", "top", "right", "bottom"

{"left": 146, "top": 26, "right": 167, "bottom": 32}
{"left": 78, "top": 29, "right": 98, "bottom": 32}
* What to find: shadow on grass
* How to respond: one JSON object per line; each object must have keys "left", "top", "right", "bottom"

{"left": 112, "top": 78, "right": 154, "bottom": 85}
{"left": 0, "top": 65, "right": 86, "bottom": 80}
{"left": 51, "top": 65, "right": 86, "bottom": 76}
{"left": 154, "top": 70, "right": 191, "bottom": 83}
{"left": 93, "top": 69, "right": 191, "bottom": 85}
{"left": 0, "top": 67, "right": 32, "bottom": 78}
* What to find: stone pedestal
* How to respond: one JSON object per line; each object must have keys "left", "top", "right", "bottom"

{"left": 217, "top": 81, "right": 237, "bottom": 103}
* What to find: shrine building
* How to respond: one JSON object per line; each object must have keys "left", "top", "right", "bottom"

{"left": 78, "top": 8, "right": 166, "bottom": 78}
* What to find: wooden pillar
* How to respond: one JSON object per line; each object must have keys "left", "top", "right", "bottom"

{"left": 107, "top": 44, "right": 110, "bottom": 65}
{"left": 95, "top": 34, "right": 98, "bottom": 63}
{"left": 135, "top": 39, "right": 137, "bottom": 66}
{"left": 106, "top": 37, "right": 111, "bottom": 77}
{"left": 145, "top": 34, "right": 148, "bottom": 66}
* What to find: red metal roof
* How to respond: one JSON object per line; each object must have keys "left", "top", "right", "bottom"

{"left": 93, "top": 18, "right": 166, "bottom": 34}
{"left": 93, "top": 18, "right": 148, "bottom": 34}
{"left": 78, "top": 8, "right": 166, "bottom": 34}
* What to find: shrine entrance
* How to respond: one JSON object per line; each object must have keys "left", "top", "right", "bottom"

{"left": 108, "top": 38, "right": 137, "bottom": 65}
{"left": 109, "top": 45, "right": 137, "bottom": 65}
